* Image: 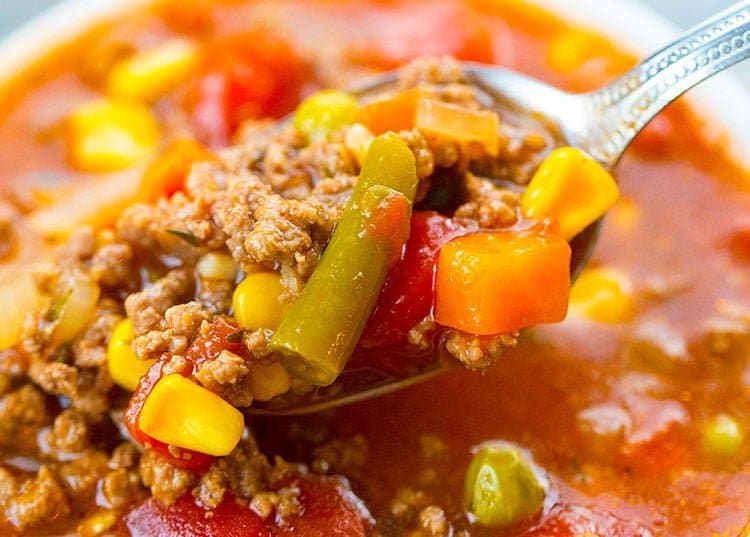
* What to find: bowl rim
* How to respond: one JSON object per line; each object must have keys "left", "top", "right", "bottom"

{"left": 0, "top": 0, "right": 748, "bottom": 163}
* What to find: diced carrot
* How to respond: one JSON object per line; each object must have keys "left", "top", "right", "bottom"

{"left": 435, "top": 231, "right": 571, "bottom": 335}
{"left": 137, "top": 139, "right": 214, "bottom": 202}
{"left": 415, "top": 98, "right": 499, "bottom": 156}
{"left": 358, "top": 88, "right": 423, "bottom": 135}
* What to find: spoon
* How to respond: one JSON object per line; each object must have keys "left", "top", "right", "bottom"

{"left": 251, "top": 0, "right": 750, "bottom": 415}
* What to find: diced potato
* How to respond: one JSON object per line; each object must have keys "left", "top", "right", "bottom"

{"left": 138, "top": 374, "right": 244, "bottom": 456}
{"left": 29, "top": 171, "right": 142, "bottom": 240}
{"left": 521, "top": 147, "right": 619, "bottom": 239}
{"left": 232, "top": 272, "right": 290, "bottom": 331}
{"left": 68, "top": 99, "right": 160, "bottom": 172}
{"left": 0, "top": 273, "right": 43, "bottom": 351}
{"left": 107, "top": 39, "right": 200, "bottom": 102}
{"left": 51, "top": 272, "right": 100, "bottom": 345}
{"left": 344, "top": 123, "right": 375, "bottom": 166}
{"left": 569, "top": 266, "right": 636, "bottom": 324}
{"left": 248, "top": 360, "right": 292, "bottom": 402}
{"left": 196, "top": 253, "right": 239, "bottom": 281}
{"left": 107, "top": 319, "right": 155, "bottom": 391}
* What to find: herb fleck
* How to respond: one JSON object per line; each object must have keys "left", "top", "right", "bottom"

{"left": 46, "top": 289, "right": 72, "bottom": 322}
{"left": 166, "top": 229, "right": 200, "bottom": 247}
{"left": 226, "top": 331, "right": 244, "bottom": 343}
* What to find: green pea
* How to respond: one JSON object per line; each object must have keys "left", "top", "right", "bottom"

{"left": 701, "top": 413, "right": 745, "bottom": 458}
{"left": 464, "top": 443, "right": 545, "bottom": 528}
{"left": 293, "top": 90, "right": 359, "bottom": 142}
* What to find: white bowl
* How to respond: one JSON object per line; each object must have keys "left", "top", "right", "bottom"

{"left": 0, "top": 0, "right": 749, "bottom": 165}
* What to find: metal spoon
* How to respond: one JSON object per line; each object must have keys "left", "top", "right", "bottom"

{"left": 252, "top": 0, "right": 750, "bottom": 415}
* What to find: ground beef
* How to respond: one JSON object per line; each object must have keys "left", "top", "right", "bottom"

{"left": 443, "top": 330, "right": 518, "bottom": 370}
{"left": 125, "top": 269, "right": 195, "bottom": 336}
{"left": 44, "top": 409, "right": 89, "bottom": 453}
{"left": 139, "top": 450, "right": 197, "bottom": 506}
{"left": 99, "top": 467, "right": 143, "bottom": 508}
{"left": 90, "top": 239, "right": 135, "bottom": 289}
{"left": 72, "top": 300, "right": 122, "bottom": 368}
{"left": 454, "top": 172, "right": 520, "bottom": 228}
{"left": 4, "top": 466, "right": 70, "bottom": 530}
{"left": 0, "top": 385, "right": 49, "bottom": 448}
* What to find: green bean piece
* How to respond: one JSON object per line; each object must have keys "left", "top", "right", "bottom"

{"left": 293, "top": 90, "right": 359, "bottom": 142}
{"left": 270, "top": 134, "right": 417, "bottom": 386}
{"left": 350, "top": 132, "right": 419, "bottom": 204}
{"left": 272, "top": 184, "right": 412, "bottom": 385}
{"left": 464, "top": 443, "right": 545, "bottom": 528}
{"left": 701, "top": 413, "right": 745, "bottom": 458}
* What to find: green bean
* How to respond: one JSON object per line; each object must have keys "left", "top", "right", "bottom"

{"left": 270, "top": 134, "right": 417, "bottom": 385}
{"left": 464, "top": 443, "right": 545, "bottom": 528}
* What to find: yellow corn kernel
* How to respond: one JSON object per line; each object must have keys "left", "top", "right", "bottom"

{"left": 232, "top": 272, "right": 290, "bottom": 331}
{"left": 248, "top": 360, "right": 292, "bottom": 402}
{"left": 569, "top": 267, "right": 636, "bottom": 324}
{"left": 52, "top": 272, "right": 101, "bottom": 345}
{"left": 107, "top": 319, "right": 155, "bottom": 391}
{"left": 521, "top": 147, "right": 619, "bottom": 240}
{"left": 197, "top": 252, "right": 239, "bottom": 281}
{"left": 68, "top": 99, "right": 160, "bottom": 172}
{"left": 0, "top": 274, "right": 43, "bottom": 351}
{"left": 107, "top": 39, "right": 200, "bottom": 102}
{"left": 139, "top": 374, "right": 244, "bottom": 456}
{"left": 77, "top": 509, "right": 118, "bottom": 537}
{"left": 548, "top": 29, "right": 603, "bottom": 73}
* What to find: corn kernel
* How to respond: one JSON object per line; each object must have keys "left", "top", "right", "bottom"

{"left": 548, "top": 29, "right": 603, "bottom": 73}
{"left": 248, "top": 360, "right": 292, "bottom": 402}
{"left": 569, "top": 266, "right": 636, "bottom": 324}
{"left": 233, "top": 272, "right": 290, "bottom": 331}
{"left": 139, "top": 374, "right": 244, "bottom": 456}
{"left": 521, "top": 147, "right": 619, "bottom": 240}
{"left": 107, "top": 319, "right": 155, "bottom": 391}
{"left": 52, "top": 272, "right": 101, "bottom": 345}
{"left": 68, "top": 99, "right": 160, "bottom": 172}
{"left": 77, "top": 509, "right": 118, "bottom": 537}
{"left": 197, "top": 252, "right": 239, "bottom": 281}
{"left": 107, "top": 39, "right": 200, "bottom": 102}
{"left": 701, "top": 413, "right": 745, "bottom": 459}
{"left": 0, "top": 273, "right": 43, "bottom": 351}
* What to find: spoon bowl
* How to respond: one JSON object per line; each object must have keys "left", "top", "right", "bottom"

{"left": 252, "top": 0, "right": 750, "bottom": 415}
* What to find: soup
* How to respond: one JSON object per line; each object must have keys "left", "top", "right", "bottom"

{"left": 0, "top": 1, "right": 748, "bottom": 536}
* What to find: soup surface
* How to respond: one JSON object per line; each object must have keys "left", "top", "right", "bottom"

{"left": 0, "top": 1, "right": 748, "bottom": 536}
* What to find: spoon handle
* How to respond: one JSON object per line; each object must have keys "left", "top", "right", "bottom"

{"left": 577, "top": 0, "right": 750, "bottom": 167}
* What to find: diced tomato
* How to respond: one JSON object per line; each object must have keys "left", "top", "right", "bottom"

{"left": 349, "top": 4, "right": 494, "bottom": 68}
{"left": 187, "top": 32, "right": 312, "bottom": 147}
{"left": 125, "top": 475, "right": 370, "bottom": 537}
{"left": 527, "top": 504, "right": 653, "bottom": 536}
{"left": 360, "top": 211, "right": 475, "bottom": 349}
{"left": 185, "top": 317, "right": 245, "bottom": 368}
{"left": 123, "top": 318, "right": 243, "bottom": 470}
{"left": 616, "top": 397, "right": 691, "bottom": 476}
{"left": 126, "top": 495, "right": 270, "bottom": 537}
